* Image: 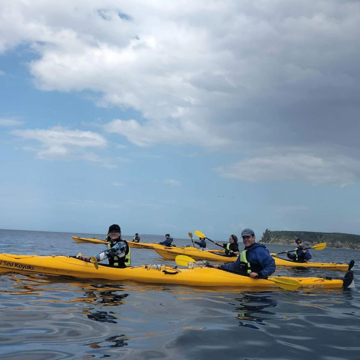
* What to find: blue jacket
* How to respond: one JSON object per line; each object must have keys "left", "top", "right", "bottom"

{"left": 159, "top": 237, "right": 173, "bottom": 246}
{"left": 195, "top": 240, "right": 206, "bottom": 248}
{"left": 221, "top": 243, "right": 275, "bottom": 278}
{"left": 287, "top": 248, "right": 312, "bottom": 262}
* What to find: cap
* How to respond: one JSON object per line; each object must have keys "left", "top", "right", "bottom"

{"left": 295, "top": 238, "right": 302, "bottom": 244}
{"left": 108, "top": 224, "right": 121, "bottom": 233}
{"left": 241, "top": 228, "right": 255, "bottom": 237}
{"left": 165, "top": 234, "right": 170, "bottom": 237}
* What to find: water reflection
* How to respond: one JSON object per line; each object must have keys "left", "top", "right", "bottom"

{"left": 81, "top": 284, "right": 129, "bottom": 306}
{"left": 88, "top": 334, "right": 128, "bottom": 349}
{"left": 234, "top": 292, "right": 278, "bottom": 329}
{"left": 83, "top": 288, "right": 129, "bottom": 324}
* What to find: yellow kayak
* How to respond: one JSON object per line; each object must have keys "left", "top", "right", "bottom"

{"left": 72, "top": 237, "right": 160, "bottom": 249}
{"left": 72, "top": 236, "right": 108, "bottom": 244}
{"left": 154, "top": 247, "right": 353, "bottom": 271}
{"left": 273, "top": 256, "right": 352, "bottom": 271}
{"left": 0, "top": 253, "right": 352, "bottom": 290}
{"left": 72, "top": 236, "right": 225, "bottom": 253}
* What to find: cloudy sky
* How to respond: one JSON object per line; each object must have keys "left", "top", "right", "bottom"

{"left": 1, "top": 0, "right": 360, "bottom": 239}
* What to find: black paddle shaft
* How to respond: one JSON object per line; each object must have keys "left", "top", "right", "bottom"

{"left": 276, "top": 246, "right": 311, "bottom": 255}
{"left": 205, "top": 237, "right": 224, "bottom": 248}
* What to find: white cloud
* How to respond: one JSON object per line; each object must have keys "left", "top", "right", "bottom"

{"left": 68, "top": 199, "right": 95, "bottom": 206}
{"left": 4, "top": 1, "right": 359, "bottom": 149}
{"left": 12, "top": 126, "right": 106, "bottom": 148}
{"left": 163, "top": 179, "right": 181, "bottom": 186}
{"left": 116, "top": 156, "right": 131, "bottom": 163}
{"left": 112, "top": 182, "right": 124, "bottom": 187}
{"left": 11, "top": 126, "right": 113, "bottom": 166}
{"left": 216, "top": 153, "right": 360, "bottom": 187}
{"left": 1, "top": 1, "right": 360, "bottom": 184}
{"left": 0, "top": 118, "right": 23, "bottom": 127}
{"left": 104, "top": 118, "right": 228, "bottom": 147}
{"left": 0, "top": 70, "right": 4, "bottom": 76}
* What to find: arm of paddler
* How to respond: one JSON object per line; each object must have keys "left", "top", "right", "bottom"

{"left": 95, "top": 242, "right": 127, "bottom": 262}
{"left": 256, "top": 248, "right": 276, "bottom": 279}
{"left": 217, "top": 255, "right": 241, "bottom": 272}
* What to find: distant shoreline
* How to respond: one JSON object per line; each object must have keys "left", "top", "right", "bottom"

{"left": 260, "top": 229, "right": 360, "bottom": 250}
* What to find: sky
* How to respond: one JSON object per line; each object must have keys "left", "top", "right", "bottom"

{"left": 0, "top": 0, "right": 360, "bottom": 240}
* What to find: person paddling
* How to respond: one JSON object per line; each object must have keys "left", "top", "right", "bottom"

{"left": 213, "top": 228, "right": 275, "bottom": 279}
{"left": 133, "top": 233, "right": 140, "bottom": 243}
{"left": 286, "top": 238, "right": 312, "bottom": 263}
{"left": 78, "top": 224, "right": 131, "bottom": 268}
{"left": 159, "top": 234, "right": 174, "bottom": 246}
{"left": 214, "top": 234, "right": 239, "bottom": 256}
{"left": 194, "top": 237, "right": 207, "bottom": 249}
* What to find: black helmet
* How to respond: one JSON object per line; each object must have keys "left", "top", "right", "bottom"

{"left": 108, "top": 224, "right": 121, "bottom": 234}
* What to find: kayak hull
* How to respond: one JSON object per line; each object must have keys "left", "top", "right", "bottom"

{"left": 273, "top": 257, "right": 349, "bottom": 271}
{"left": 72, "top": 236, "right": 108, "bottom": 244}
{"left": 154, "top": 247, "right": 237, "bottom": 262}
{"left": 72, "top": 237, "right": 225, "bottom": 253}
{"left": 154, "top": 247, "right": 350, "bottom": 271}
{"left": 72, "top": 237, "right": 162, "bottom": 249}
{"left": 0, "top": 253, "right": 345, "bottom": 290}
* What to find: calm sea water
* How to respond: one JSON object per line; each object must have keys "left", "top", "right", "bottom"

{"left": 0, "top": 229, "right": 359, "bottom": 360}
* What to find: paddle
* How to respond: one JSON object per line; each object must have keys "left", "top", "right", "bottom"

{"left": 75, "top": 253, "right": 98, "bottom": 269}
{"left": 176, "top": 255, "right": 197, "bottom": 267}
{"left": 188, "top": 232, "right": 195, "bottom": 247}
{"left": 175, "top": 255, "right": 301, "bottom": 291}
{"left": 90, "top": 256, "right": 99, "bottom": 269}
{"left": 272, "top": 242, "right": 327, "bottom": 256}
{"left": 194, "top": 230, "right": 223, "bottom": 248}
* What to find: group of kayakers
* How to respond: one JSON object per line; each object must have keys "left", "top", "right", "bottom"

{"left": 77, "top": 224, "right": 312, "bottom": 280}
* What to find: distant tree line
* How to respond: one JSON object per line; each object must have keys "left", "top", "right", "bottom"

{"left": 260, "top": 229, "right": 360, "bottom": 249}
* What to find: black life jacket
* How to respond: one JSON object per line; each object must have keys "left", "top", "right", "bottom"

{"left": 107, "top": 240, "right": 131, "bottom": 268}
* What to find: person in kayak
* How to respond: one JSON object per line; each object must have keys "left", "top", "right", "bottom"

{"left": 195, "top": 237, "right": 207, "bottom": 248}
{"left": 213, "top": 228, "right": 275, "bottom": 279}
{"left": 159, "top": 234, "right": 174, "bottom": 246}
{"left": 214, "top": 235, "right": 239, "bottom": 256}
{"left": 133, "top": 233, "right": 140, "bottom": 243}
{"left": 286, "top": 238, "right": 312, "bottom": 263}
{"left": 78, "top": 224, "right": 131, "bottom": 268}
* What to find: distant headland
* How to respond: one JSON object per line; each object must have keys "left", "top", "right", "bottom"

{"left": 259, "top": 229, "right": 360, "bottom": 250}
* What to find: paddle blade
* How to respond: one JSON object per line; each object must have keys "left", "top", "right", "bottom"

{"left": 269, "top": 277, "right": 301, "bottom": 291}
{"left": 76, "top": 252, "right": 82, "bottom": 258}
{"left": 194, "top": 230, "right": 206, "bottom": 238}
{"left": 90, "top": 256, "right": 99, "bottom": 269}
{"left": 348, "top": 260, "right": 355, "bottom": 271}
{"left": 188, "top": 232, "right": 193, "bottom": 239}
{"left": 175, "top": 255, "right": 196, "bottom": 267}
{"left": 312, "top": 242, "right": 326, "bottom": 250}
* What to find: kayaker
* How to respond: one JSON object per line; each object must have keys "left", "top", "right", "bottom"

{"left": 194, "top": 237, "right": 206, "bottom": 248}
{"left": 159, "top": 234, "right": 174, "bottom": 246}
{"left": 213, "top": 228, "right": 275, "bottom": 279}
{"left": 133, "top": 233, "right": 140, "bottom": 243}
{"left": 286, "top": 238, "right": 312, "bottom": 263}
{"left": 214, "top": 235, "right": 239, "bottom": 256}
{"left": 78, "top": 224, "right": 131, "bottom": 268}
